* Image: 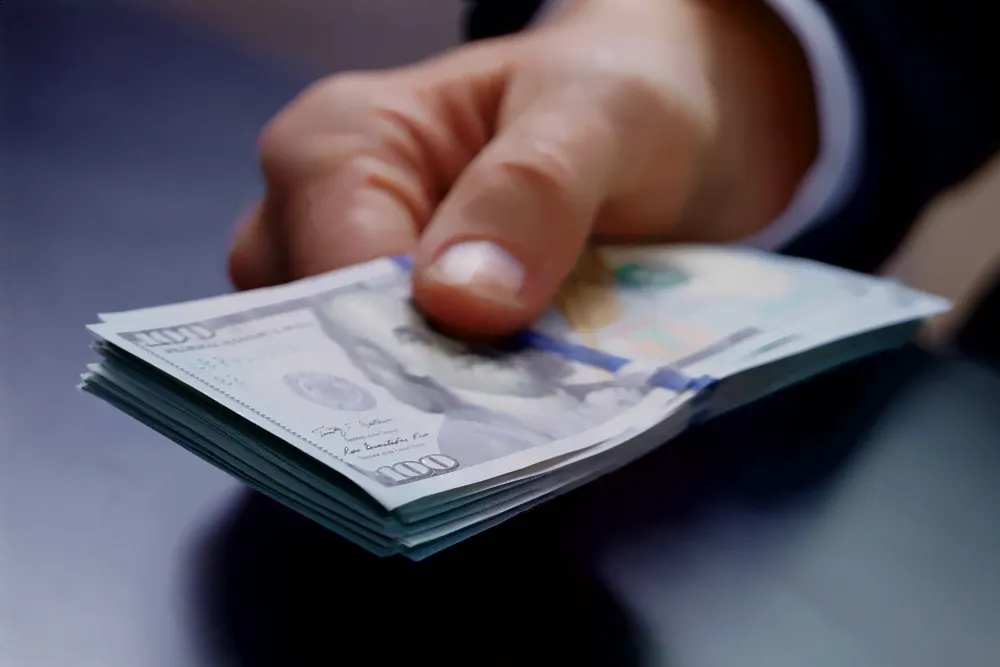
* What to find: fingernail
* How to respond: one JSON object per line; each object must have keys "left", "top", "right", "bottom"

{"left": 427, "top": 241, "right": 525, "bottom": 301}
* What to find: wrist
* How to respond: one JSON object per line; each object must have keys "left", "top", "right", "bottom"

{"left": 530, "top": 0, "right": 818, "bottom": 244}
{"left": 678, "top": 0, "right": 819, "bottom": 241}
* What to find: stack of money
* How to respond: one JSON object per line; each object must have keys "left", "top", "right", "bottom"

{"left": 80, "top": 245, "right": 948, "bottom": 559}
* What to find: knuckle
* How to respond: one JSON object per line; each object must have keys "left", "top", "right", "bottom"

{"left": 340, "top": 153, "right": 391, "bottom": 188}
{"left": 312, "top": 71, "right": 374, "bottom": 105}
{"left": 592, "top": 69, "right": 673, "bottom": 117}
{"left": 604, "top": 69, "right": 714, "bottom": 138}
{"left": 493, "top": 148, "right": 579, "bottom": 211}
{"left": 256, "top": 72, "right": 379, "bottom": 184}
{"left": 342, "top": 154, "right": 432, "bottom": 222}
{"left": 614, "top": 73, "right": 665, "bottom": 110}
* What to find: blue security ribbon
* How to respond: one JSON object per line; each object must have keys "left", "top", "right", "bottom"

{"left": 390, "top": 254, "right": 414, "bottom": 270}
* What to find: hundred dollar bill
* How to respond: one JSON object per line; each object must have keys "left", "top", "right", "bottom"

{"left": 537, "top": 245, "right": 948, "bottom": 378}
{"left": 82, "top": 245, "right": 950, "bottom": 556}
{"left": 86, "top": 257, "right": 681, "bottom": 511}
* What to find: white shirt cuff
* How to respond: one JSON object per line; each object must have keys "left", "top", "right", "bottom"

{"left": 533, "top": 0, "right": 865, "bottom": 252}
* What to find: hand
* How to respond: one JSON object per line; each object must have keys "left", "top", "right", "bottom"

{"left": 228, "top": 0, "right": 816, "bottom": 337}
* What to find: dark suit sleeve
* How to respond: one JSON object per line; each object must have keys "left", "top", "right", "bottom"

{"left": 463, "top": 0, "right": 1000, "bottom": 273}
{"left": 783, "top": 1, "right": 1000, "bottom": 272}
{"left": 462, "top": 0, "right": 545, "bottom": 41}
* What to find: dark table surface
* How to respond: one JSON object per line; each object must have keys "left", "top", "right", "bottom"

{"left": 4, "top": 4, "right": 999, "bottom": 667}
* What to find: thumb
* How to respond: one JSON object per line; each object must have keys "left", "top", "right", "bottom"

{"left": 412, "top": 84, "right": 621, "bottom": 337}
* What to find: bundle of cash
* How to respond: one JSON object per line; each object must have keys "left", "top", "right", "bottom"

{"left": 80, "top": 245, "right": 948, "bottom": 559}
